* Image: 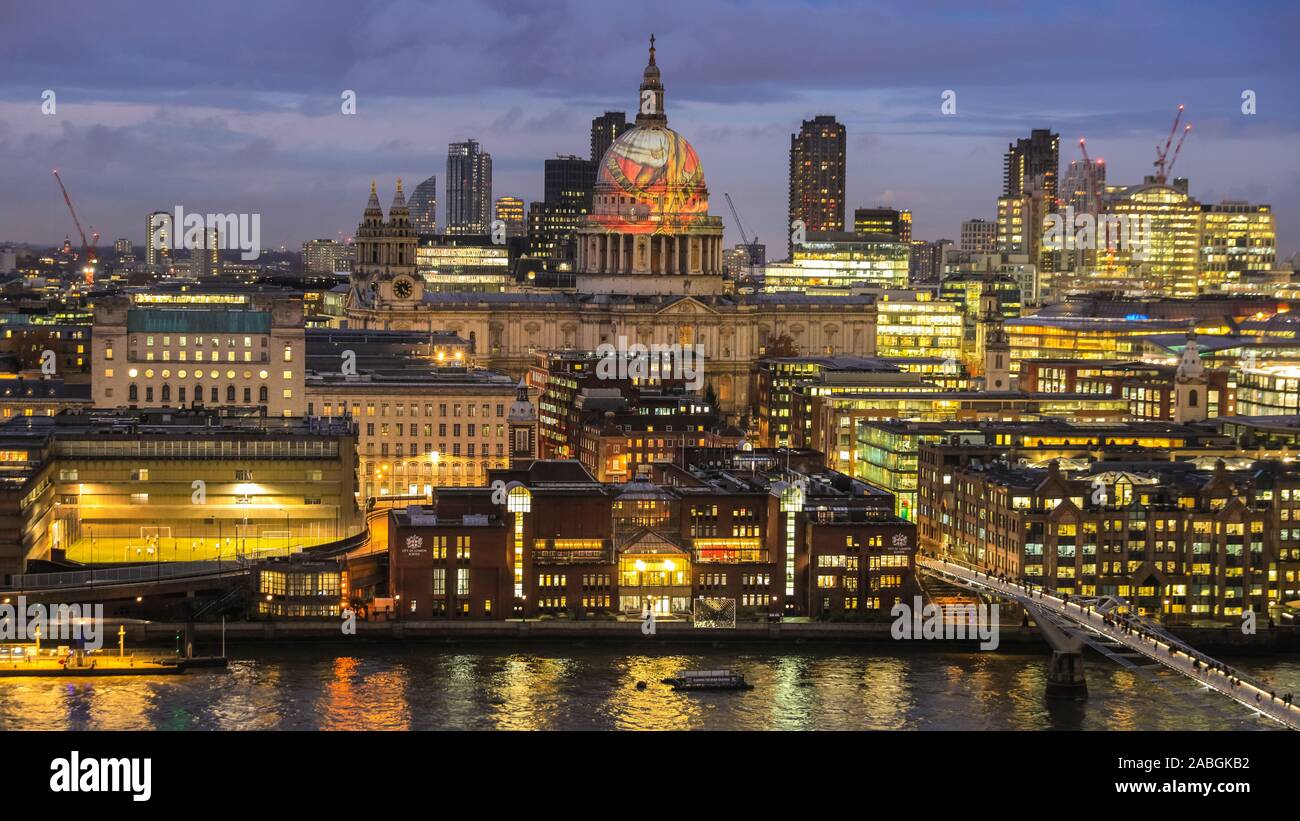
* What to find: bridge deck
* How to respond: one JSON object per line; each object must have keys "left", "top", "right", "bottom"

{"left": 918, "top": 556, "right": 1300, "bottom": 731}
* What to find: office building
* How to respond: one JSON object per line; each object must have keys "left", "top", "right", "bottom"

{"left": 408, "top": 174, "right": 438, "bottom": 234}
{"left": 527, "top": 155, "right": 596, "bottom": 262}
{"left": 305, "top": 368, "right": 526, "bottom": 497}
{"left": 858, "top": 419, "right": 1230, "bottom": 521}
{"left": 90, "top": 289, "right": 307, "bottom": 417}
{"left": 764, "top": 231, "right": 909, "bottom": 291}
{"left": 908, "top": 239, "right": 952, "bottom": 284}
{"left": 1199, "top": 201, "right": 1276, "bottom": 293}
{"left": 302, "top": 239, "right": 354, "bottom": 275}
{"left": 917, "top": 453, "right": 1299, "bottom": 622}
{"left": 960, "top": 219, "right": 998, "bottom": 253}
{"left": 494, "top": 196, "right": 525, "bottom": 231}
{"left": 416, "top": 235, "right": 512, "bottom": 292}
{"left": 0, "top": 409, "right": 361, "bottom": 576}
{"left": 853, "top": 208, "right": 907, "bottom": 241}
{"left": 1100, "top": 178, "right": 1201, "bottom": 297}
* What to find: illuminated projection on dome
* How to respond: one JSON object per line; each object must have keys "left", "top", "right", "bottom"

{"left": 592, "top": 127, "right": 710, "bottom": 234}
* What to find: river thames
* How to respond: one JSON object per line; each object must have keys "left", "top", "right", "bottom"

{"left": 1, "top": 645, "right": 1296, "bottom": 730}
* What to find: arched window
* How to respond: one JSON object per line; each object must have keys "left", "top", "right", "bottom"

{"left": 128, "top": 383, "right": 138, "bottom": 401}
{"left": 1188, "top": 389, "right": 1199, "bottom": 408}
{"left": 210, "top": 386, "right": 218, "bottom": 402}
{"left": 195, "top": 384, "right": 203, "bottom": 404}
{"left": 178, "top": 386, "right": 187, "bottom": 403}
{"left": 259, "top": 386, "right": 268, "bottom": 402}
{"left": 161, "top": 384, "right": 171, "bottom": 402}
{"left": 226, "top": 385, "right": 236, "bottom": 402}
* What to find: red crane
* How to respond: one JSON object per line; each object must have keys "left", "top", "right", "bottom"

{"left": 1153, "top": 105, "right": 1191, "bottom": 184}
{"left": 52, "top": 169, "right": 97, "bottom": 285}
{"left": 1166, "top": 122, "right": 1191, "bottom": 181}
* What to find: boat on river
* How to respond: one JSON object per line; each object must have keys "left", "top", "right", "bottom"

{"left": 661, "top": 669, "right": 753, "bottom": 691}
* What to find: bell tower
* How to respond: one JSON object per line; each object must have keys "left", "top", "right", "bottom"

{"left": 507, "top": 378, "right": 538, "bottom": 466}
{"left": 1174, "top": 330, "right": 1207, "bottom": 423}
{"left": 352, "top": 180, "right": 418, "bottom": 308}
{"left": 980, "top": 268, "right": 1011, "bottom": 392}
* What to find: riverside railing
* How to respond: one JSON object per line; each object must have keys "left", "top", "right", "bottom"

{"left": 10, "top": 558, "right": 252, "bottom": 590}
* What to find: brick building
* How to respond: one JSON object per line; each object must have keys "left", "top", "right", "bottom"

{"left": 385, "top": 453, "right": 917, "bottom": 621}
{"left": 917, "top": 453, "right": 1300, "bottom": 623}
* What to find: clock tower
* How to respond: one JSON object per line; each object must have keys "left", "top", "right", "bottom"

{"left": 349, "top": 179, "right": 419, "bottom": 311}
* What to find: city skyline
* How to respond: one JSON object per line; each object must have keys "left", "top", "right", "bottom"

{"left": 1, "top": 1, "right": 1297, "bottom": 257}
{"left": 5, "top": 2, "right": 1300, "bottom": 752}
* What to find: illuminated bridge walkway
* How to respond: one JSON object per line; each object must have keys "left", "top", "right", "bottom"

{"left": 917, "top": 555, "right": 1300, "bottom": 731}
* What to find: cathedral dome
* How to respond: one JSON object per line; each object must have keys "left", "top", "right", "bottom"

{"left": 594, "top": 126, "right": 707, "bottom": 222}
{"left": 587, "top": 36, "right": 711, "bottom": 234}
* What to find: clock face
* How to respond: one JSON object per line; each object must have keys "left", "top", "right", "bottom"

{"left": 393, "top": 278, "right": 413, "bottom": 299}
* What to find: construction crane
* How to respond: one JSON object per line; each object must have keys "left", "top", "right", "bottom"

{"left": 1153, "top": 104, "right": 1192, "bottom": 184}
{"left": 723, "top": 192, "right": 759, "bottom": 283}
{"left": 52, "top": 169, "right": 97, "bottom": 285}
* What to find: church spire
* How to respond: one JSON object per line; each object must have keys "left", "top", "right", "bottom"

{"left": 364, "top": 180, "right": 384, "bottom": 224}
{"left": 1177, "top": 329, "right": 1205, "bottom": 381}
{"left": 391, "top": 177, "right": 407, "bottom": 211}
{"left": 637, "top": 33, "right": 667, "bottom": 127}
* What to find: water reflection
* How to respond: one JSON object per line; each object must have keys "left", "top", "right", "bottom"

{"left": 0, "top": 647, "right": 1293, "bottom": 731}
{"left": 486, "top": 655, "right": 577, "bottom": 730}
{"left": 605, "top": 655, "right": 704, "bottom": 730}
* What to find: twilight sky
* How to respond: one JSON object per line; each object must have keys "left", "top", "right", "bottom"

{"left": 2, "top": 0, "right": 1298, "bottom": 258}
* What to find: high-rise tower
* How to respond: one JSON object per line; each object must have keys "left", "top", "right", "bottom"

{"left": 146, "top": 211, "right": 172, "bottom": 267}
{"left": 447, "top": 140, "right": 492, "bottom": 234}
{"left": 591, "top": 112, "right": 632, "bottom": 164}
{"left": 788, "top": 115, "right": 846, "bottom": 256}
{"left": 1003, "top": 129, "right": 1059, "bottom": 201}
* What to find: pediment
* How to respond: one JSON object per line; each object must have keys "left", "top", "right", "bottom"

{"left": 655, "top": 297, "right": 717, "bottom": 316}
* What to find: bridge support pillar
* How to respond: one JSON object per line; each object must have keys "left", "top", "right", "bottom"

{"left": 1046, "top": 650, "right": 1087, "bottom": 700}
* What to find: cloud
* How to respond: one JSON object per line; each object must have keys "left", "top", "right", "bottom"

{"left": 0, "top": 0, "right": 1297, "bottom": 255}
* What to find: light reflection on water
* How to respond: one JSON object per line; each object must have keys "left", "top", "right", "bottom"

{"left": 0, "top": 646, "right": 1295, "bottom": 731}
